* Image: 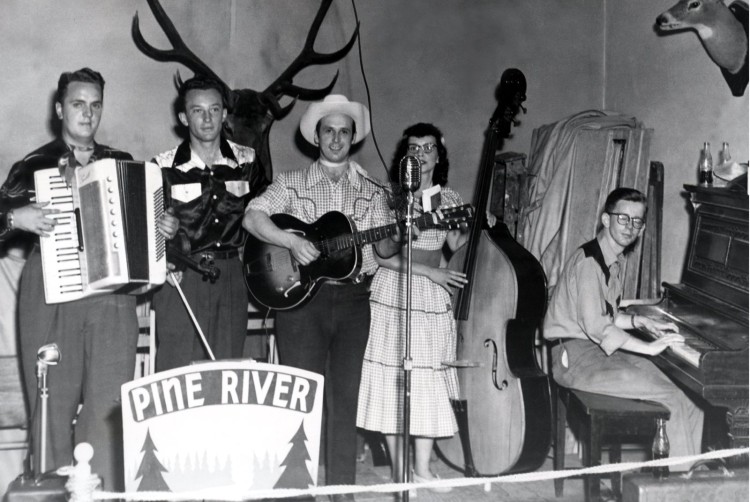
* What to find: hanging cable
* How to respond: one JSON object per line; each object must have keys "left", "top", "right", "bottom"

{"left": 349, "top": 0, "right": 389, "bottom": 178}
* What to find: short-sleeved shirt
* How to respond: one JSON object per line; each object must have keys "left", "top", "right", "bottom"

{"left": 246, "top": 160, "right": 392, "bottom": 275}
{"left": 152, "top": 137, "right": 268, "bottom": 254}
{"left": 543, "top": 231, "right": 630, "bottom": 355}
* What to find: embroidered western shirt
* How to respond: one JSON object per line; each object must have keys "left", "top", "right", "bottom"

{"left": 152, "top": 137, "right": 268, "bottom": 254}
{"left": 246, "top": 160, "right": 393, "bottom": 275}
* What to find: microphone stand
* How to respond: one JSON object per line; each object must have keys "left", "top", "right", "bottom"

{"left": 401, "top": 189, "right": 415, "bottom": 502}
{"left": 33, "top": 343, "right": 60, "bottom": 480}
{"left": 36, "top": 362, "right": 50, "bottom": 477}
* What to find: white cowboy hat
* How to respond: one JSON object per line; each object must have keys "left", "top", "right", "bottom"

{"left": 299, "top": 94, "right": 371, "bottom": 145}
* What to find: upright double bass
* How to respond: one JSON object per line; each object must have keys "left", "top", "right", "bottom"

{"left": 437, "top": 69, "right": 551, "bottom": 475}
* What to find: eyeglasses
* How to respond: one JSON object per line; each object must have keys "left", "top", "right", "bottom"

{"left": 608, "top": 212, "right": 645, "bottom": 229}
{"left": 407, "top": 143, "right": 437, "bottom": 155}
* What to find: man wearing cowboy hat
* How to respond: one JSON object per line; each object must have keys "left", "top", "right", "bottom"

{"left": 244, "top": 94, "right": 400, "bottom": 498}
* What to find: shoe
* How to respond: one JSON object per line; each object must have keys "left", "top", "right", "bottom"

{"left": 412, "top": 471, "right": 452, "bottom": 493}
{"left": 356, "top": 441, "right": 369, "bottom": 463}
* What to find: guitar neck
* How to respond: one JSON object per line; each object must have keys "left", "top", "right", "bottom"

{"left": 316, "top": 213, "right": 440, "bottom": 253}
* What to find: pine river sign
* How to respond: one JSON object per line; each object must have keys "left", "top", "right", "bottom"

{"left": 121, "top": 360, "right": 324, "bottom": 494}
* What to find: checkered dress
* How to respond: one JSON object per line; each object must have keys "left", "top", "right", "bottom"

{"left": 357, "top": 187, "right": 462, "bottom": 437}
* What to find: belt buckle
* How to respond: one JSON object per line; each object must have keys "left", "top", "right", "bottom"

{"left": 350, "top": 273, "right": 365, "bottom": 285}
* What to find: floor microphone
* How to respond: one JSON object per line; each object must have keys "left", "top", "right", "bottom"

{"left": 399, "top": 155, "right": 421, "bottom": 193}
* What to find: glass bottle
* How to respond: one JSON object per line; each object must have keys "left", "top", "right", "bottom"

{"left": 698, "top": 142, "right": 713, "bottom": 186}
{"left": 652, "top": 417, "right": 670, "bottom": 479}
{"left": 719, "top": 142, "right": 732, "bottom": 166}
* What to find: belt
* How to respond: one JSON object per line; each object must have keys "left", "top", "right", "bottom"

{"left": 552, "top": 338, "right": 579, "bottom": 347}
{"left": 326, "top": 273, "right": 372, "bottom": 287}
{"left": 192, "top": 248, "right": 239, "bottom": 261}
{"left": 399, "top": 248, "right": 442, "bottom": 268}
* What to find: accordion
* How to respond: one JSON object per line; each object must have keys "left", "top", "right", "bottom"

{"left": 34, "top": 159, "right": 167, "bottom": 304}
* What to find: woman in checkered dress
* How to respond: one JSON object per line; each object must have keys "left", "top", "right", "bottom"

{"left": 357, "top": 123, "right": 468, "bottom": 486}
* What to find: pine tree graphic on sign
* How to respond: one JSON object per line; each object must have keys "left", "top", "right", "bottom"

{"left": 136, "top": 429, "right": 171, "bottom": 491}
{"left": 274, "top": 420, "right": 313, "bottom": 489}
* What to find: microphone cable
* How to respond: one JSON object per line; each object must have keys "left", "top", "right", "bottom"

{"left": 349, "top": 0, "right": 390, "bottom": 180}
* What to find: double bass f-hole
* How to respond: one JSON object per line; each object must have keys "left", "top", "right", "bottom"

{"left": 484, "top": 339, "right": 509, "bottom": 390}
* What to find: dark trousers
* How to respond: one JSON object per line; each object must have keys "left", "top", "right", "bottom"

{"left": 275, "top": 282, "right": 371, "bottom": 486}
{"left": 153, "top": 256, "right": 249, "bottom": 371}
{"left": 18, "top": 249, "right": 137, "bottom": 491}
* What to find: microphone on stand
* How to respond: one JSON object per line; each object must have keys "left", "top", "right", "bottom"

{"left": 399, "top": 155, "right": 421, "bottom": 194}
{"left": 36, "top": 343, "right": 60, "bottom": 383}
{"left": 34, "top": 343, "right": 60, "bottom": 479}
{"left": 398, "top": 154, "right": 421, "bottom": 500}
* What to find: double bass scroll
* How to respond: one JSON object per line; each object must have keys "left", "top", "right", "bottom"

{"left": 436, "top": 69, "right": 552, "bottom": 476}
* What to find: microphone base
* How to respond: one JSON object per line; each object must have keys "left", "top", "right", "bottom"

{"left": 4, "top": 473, "right": 67, "bottom": 502}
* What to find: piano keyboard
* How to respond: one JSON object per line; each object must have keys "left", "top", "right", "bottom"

{"left": 628, "top": 304, "right": 726, "bottom": 369}
{"left": 36, "top": 171, "right": 88, "bottom": 303}
{"left": 644, "top": 327, "right": 703, "bottom": 368}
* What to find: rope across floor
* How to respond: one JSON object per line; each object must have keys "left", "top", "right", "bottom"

{"left": 61, "top": 447, "right": 749, "bottom": 501}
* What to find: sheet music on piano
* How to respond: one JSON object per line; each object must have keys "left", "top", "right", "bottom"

{"left": 34, "top": 159, "right": 166, "bottom": 304}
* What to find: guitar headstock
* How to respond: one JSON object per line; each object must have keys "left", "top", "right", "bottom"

{"left": 492, "top": 68, "right": 527, "bottom": 139}
{"left": 420, "top": 204, "right": 475, "bottom": 230}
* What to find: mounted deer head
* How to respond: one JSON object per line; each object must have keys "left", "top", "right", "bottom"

{"left": 656, "top": 0, "right": 748, "bottom": 95}
{"left": 132, "top": 0, "right": 359, "bottom": 179}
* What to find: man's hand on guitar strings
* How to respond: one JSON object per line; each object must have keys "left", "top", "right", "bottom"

{"left": 288, "top": 233, "right": 320, "bottom": 265}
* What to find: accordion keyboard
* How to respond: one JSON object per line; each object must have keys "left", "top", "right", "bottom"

{"left": 35, "top": 170, "right": 86, "bottom": 302}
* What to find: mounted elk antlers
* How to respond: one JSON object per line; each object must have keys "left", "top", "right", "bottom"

{"left": 132, "top": 0, "right": 359, "bottom": 179}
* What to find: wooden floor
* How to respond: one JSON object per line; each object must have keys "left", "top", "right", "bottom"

{"left": 315, "top": 444, "right": 615, "bottom": 502}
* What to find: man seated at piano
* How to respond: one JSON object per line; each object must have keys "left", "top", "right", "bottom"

{"left": 0, "top": 67, "right": 178, "bottom": 489}
{"left": 544, "top": 187, "right": 704, "bottom": 468}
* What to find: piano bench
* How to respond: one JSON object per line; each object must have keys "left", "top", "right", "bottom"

{"left": 553, "top": 385, "right": 671, "bottom": 502}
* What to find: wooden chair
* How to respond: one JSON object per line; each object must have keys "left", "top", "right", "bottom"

{"left": 553, "top": 383, "right": 670, "bottom": 502}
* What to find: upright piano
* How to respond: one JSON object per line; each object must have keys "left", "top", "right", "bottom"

{"left": 626, "top": 184, "right": 748, "bottom": 449}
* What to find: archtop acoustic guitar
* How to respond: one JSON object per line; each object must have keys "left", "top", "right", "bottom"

{"left": 243, "top": 204, "right": 473, "bottom": 310}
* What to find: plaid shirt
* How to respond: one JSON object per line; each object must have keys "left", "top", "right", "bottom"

{"left": 246, "top": 160, "right": 393, "bottom": 275}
